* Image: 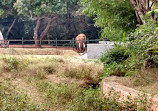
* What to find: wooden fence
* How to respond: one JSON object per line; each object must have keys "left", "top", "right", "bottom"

{"left": 0, "top": 38, "right": 101, "bottom": 48}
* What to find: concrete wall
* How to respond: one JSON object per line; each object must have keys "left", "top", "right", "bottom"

{"left": 87, "top": 41, "right": 114, "bottom": 59}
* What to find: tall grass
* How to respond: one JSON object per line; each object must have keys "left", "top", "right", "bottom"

{"left": 21, "top": 57, "right": 103, "bottom": 85}
{"left": 0, "top": 81, "right": 45, "bottom": 110}
{"left": 27, "top": 78, "right": 152, "bottom": 111}
{"left": 2, "top": 56, "right": 29, "bottom": 72}
{"left": 0, "top": 55, "right": 153, "bottom": 110}
{"left": 0, "top": 48, "right": 78, "bottom": 56}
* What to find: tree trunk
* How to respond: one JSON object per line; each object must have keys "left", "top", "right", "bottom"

{"left": 33, "top": 17, "right": 42, "bottom": 46}
{"left": 130, "top": 0, "right": 155, "bottom": 24}
{"left": 6, "top": 19, "right": 16, "bottom": 39}
{"left": 33, "top": 16, "right": 58, "bottom": 46}
{"left": 39, "top": 16, "right": 58, "bottom": 40}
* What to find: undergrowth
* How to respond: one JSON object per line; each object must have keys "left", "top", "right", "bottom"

{"left": 24, "top": 57, "right": 103, "bottom": 84}
{"left": 2, "top": 56, "right": 29, "bottom": 72}
{"left": 0, "top": 55, "right": 153, "bottom": 110}
{"left": 26, "top": 77, "right": 152, "bottom": 111}
{"left": 130, "top": 68, "right": 158, "bottom": 87}
{"left": 0, "top": 81, "right": 45, "bottom": 110}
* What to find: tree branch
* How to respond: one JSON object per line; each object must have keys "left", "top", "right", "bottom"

{"left": 39, "top": 16, "right": 58, "bottom": 40}
{"left": 6, "top": 18, "right": 16, "bottom": 39}
{"left": 149, "top": 1, "right": 155, "bottom": 9}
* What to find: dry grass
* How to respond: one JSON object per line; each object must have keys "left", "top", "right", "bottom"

{"left": 0, "top": 54, "right": 103, "bottom": 110}
{"left": 0, "top": 53, "right": 103, "bottom": 88}
{"left": 0, "top": 48, "right": 78, "bottom": 56}
{"left": 0, "top": 53, "right": 153, "bottom": 110}
{"left": 26, "top": 57, "right": 103, "bottom": 87}
{"left": 106, "top": 68, "right": 158, "bottom": 95}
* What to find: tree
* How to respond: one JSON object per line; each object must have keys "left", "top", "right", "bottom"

{"left": 130, "top": 0, "right": 157, "bottom": 24}
{"left": 0, "top": 0, "right": 17, "bottom": 46}
{"left": 14, "top": 0, "right": 79, "bottom": 46}
{"left": 0, "top": 0, "right": 16, "bottom": 17}
{"left": 80, "top": 0, "right": 137, "bottom": 41}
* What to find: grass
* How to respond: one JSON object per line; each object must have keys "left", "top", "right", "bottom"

{"left": 26, "top": 77, "right": 152, "bottom": 111}
{"left": 0, "top": 48, "right": 78, "bottom": 56}
{"left": 0, "top": 50, "right": 154, "bottom": 110}
{"left": 3, "top": 55, "right": 103, "bottom": 86}
{"left": 0, "top": 80, "right": 45, "bottom": 110}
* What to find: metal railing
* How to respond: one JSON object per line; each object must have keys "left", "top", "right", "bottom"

{"left": 0, "top": 38, "right": 101, "bottom": 48}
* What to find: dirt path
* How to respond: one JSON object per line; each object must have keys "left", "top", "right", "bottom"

{"left": 102, "top": 77, "right": 158, "bottom": 111}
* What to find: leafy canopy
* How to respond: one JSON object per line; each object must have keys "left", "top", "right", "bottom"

{"left": 14, "top": 0, "right": 78, "bottom": 18}
{"left": 0, "top": 0, "right": 16, "bottom": 17}
{"left": 80, "top": 0, "right": 137, "bottom": 41}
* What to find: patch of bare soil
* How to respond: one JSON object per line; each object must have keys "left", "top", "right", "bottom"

{"left": 105, "top": 76, "right": 158, "bottom": 95}
{"left": 102, "top": 76, "right": 158, "bottom": 111}
{"left": 11, "top": 78, "right": 47, "bottom": 105}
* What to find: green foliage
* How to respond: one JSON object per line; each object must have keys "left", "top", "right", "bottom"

{"left": 101, "top": 44, "right": 130, "bottom": 76}
{"left": 0, "top": 81, "right": 45, "bottom": 110}
{"left": 101, "top": 44, "right": 129, "bottom": 64}
{"left": 35, "top": 80, "right": 78, "bottom": 106}
{"left": 101, "top": 13, "right": 158, "bottom": 76}
{"left": 127, "top": 19, "right": 158, "bottom": 67}
{"left": 80, "top": 0, "right": 137, "bottom": 41}
{"left": 0, "top": 9, "right": 5, "bottom": 16}
{"left": 0, "top": 0, "right": 16, "bottom": 17}
{"left": 14, "top": 0, "right": 78, "bottom": 18}
{"left": 30, "top": 78, "right": 152, "bottom": 110}
{"left": 0, "top": 0, "right": 99, "bottom": 41}
{"left": 3, "top": 56, "right": 29, "bottom": 72}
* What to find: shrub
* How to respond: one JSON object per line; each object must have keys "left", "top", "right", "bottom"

{"left": 29, "top": 78, "right": 152, "bottom": 111}
{"left": 101, "top": 18, "right": 158, "bottom": 77}
{"left": 31, "top": 79, "right": 79, "bottom": 109}
{"left": 2, "top": 56, "right": 29, "bottom": 72}
{"left": 100, "top": 44, "right": 130, "bottom": 76}
{"left": 62, "top": 64, "right": 103, "bottom": 84}
{"left": 0, "top": 81, "right": 45, "bottom": 110}
{"left": 101, "top": 44, "right": 130, "bottom": 64}
{"left": 43, "top": 65, "right": 56, "bottom": 74}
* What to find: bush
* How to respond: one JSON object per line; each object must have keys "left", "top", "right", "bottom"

{"left": 30, "top": 78, "right": 152, "bottom": 111}
{"left": 0, "top": 81, "right": 45, "bottom": 110}
{"left": 101, "top": 18, "right": 158, "bottom": 77}
{"left": 100, "top": 44, "right": 130, "bottom": 76}
{"left": 101, "top": 44, "right": 129, "bottom": 64}
{"left": 2, "top": 56, "right": 29, "bottom": 72}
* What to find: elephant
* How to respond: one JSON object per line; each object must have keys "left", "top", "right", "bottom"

{"left": 75, "top": 33, "right": 86, "bottom": 53}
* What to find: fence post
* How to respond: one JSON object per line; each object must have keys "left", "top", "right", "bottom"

{"left": 87, "top": 38, "right": 89, "bottom": 44}
{"left": 72, "top": 38, "right": 75, "bottom": 50}
{"left": 22, "top": 37, "right": 24, "bottom": 48}
{"left": 40, "top": 39, "right": 41, "bottom": 46}
{"left": 48, "top": 40, "right": 50, "bottom": 45}
{"left": 56, "top": 38, "right": 57, "bottom": 48}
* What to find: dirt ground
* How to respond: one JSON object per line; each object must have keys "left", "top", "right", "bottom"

{"left": 105, "top": 76, "right": 158, "bottom": 95}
